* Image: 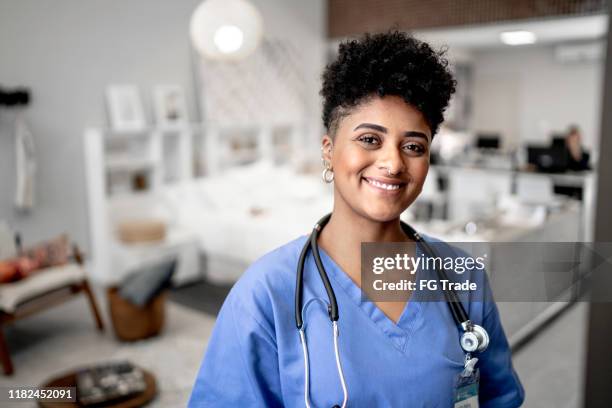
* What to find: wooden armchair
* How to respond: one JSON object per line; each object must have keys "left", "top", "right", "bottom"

{"left": 0, "top": 244, "right": 104, "bottom": 375}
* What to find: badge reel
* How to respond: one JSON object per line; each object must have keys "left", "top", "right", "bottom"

{"left": 454, "top": 323, "right": 489, "bottom": 408}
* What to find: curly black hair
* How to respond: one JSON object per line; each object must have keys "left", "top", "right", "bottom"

{"left": 321, "top": 31, "right": 456, "bottom": 137}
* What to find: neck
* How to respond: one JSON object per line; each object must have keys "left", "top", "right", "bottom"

{"left": 318, "top": 200, "right": 411, "bottom": 285}
{"left": 324, "top": 210, "right": 408, "bottom": 243}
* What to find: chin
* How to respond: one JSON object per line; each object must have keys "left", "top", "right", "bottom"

{"left": 359, "top": 205, "right": 405, "bottom": 223}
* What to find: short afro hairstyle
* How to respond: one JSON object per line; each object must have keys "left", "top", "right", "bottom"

{"left": 321, "top": 31, "right": 456, "bottom": 137}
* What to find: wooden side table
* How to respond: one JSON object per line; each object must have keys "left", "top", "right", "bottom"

{"left": 39, "top": 366, "right": 156, "bottom": 408}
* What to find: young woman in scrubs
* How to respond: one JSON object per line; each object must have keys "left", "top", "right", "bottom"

{"left": 189, "top": 31, "right": 525, "bottom": 407}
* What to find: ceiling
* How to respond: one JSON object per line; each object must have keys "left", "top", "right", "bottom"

{"left": 414, "top": 14, "right": 608, "bottom": 51}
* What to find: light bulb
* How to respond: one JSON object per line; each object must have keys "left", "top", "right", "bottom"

{"left": 189, "top": 0, "right": 263, "bottom": 61}
{"left": 214, "top": 25, "right": 244, "bottom": 54}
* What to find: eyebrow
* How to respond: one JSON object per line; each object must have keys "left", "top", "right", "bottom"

{"left": 353, "top": 123, "right": 430, "bottom": 141}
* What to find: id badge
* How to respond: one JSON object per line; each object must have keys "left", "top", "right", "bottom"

{"left": 453, "top": 367, "right": 479, "bottom": 408}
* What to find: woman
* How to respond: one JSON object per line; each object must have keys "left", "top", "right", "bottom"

{"left": 189, "top": 31, "right": 524, "bottom": 407}
{"left": 565, "top": 125, "right": 590, "bottom": 171}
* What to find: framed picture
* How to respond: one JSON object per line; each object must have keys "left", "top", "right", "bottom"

{"left": 153, "top": 85, "right": 189, "bottom": 128}
{"left": 106, "top": 85, "right": 146, "bottom": 131}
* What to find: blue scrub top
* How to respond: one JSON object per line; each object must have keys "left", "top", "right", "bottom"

{"left": 189, "top": 234, "right": 525, "bottom": 407}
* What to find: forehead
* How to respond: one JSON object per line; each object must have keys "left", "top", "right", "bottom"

{"left": 338, "top": 96, "right": 431, "bottom": 138}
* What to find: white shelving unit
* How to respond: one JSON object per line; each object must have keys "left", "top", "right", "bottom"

{"left": 86, "top": 126, "right": 193, "bottom": 196}
{"left": 202, "top": 122, "right": 304, "bottom": 175}
{"left": 83, "top": 126, "right": 197, "bottom": 285}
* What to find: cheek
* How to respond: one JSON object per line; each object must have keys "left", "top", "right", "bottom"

{"left": 410, "top": 159, "right": 430, "bottom": 185}
{"left": 408, "top": 157, "right": 429, "bottom": 176}
{"left": 335, "top": 150, "right": 370, "bottom": 174}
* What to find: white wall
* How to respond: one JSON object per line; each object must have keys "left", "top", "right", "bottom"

{"left": 470, "top": 44, "right": 604, "bottom": 152}
{"left": 250, "top": 0, "right": 326, "bottom": 137}
{"left": 0, "top": 0, "right": 326, "bottom": 251}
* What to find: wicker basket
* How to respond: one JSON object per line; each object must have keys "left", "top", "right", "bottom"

{"left": 116, "top": 219, "right": 166, "bottom": 244}
{"left": 107, "top": 287, "right": 166, "bottom": 341}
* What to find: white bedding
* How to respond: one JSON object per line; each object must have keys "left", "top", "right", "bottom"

{"left": 157, "top": 161, "right": 333, "bottom": 281}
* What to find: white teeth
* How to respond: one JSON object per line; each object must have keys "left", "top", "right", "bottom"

{"left": 366, "top": 179, "right": 400, "bottom": 190}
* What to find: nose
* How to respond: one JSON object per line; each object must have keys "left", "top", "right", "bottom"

{"left": 376, "top": 144, "right": 406, "bottom": 176}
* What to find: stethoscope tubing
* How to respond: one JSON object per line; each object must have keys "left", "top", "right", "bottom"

{"left": 294, "top": 213, "right": 485, "bottom": 408}
{"left": 295, "top": 213, "right": 471, "bottom": 330}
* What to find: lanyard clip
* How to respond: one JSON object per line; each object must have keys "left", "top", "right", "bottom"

{"left": 462, "top": 355, "right": 479, "bottom": 377}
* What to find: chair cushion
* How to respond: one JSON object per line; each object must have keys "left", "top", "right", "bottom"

{"left": 0, "top": 263, "right": 85, "bottom": 313}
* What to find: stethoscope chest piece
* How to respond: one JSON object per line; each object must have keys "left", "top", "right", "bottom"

{"left": 460, "top": 323, "right": 490, "bottom": 353}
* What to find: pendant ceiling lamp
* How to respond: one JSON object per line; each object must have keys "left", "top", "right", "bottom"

{"left": 190, "top": 0, "right": 263, "bottom": 61}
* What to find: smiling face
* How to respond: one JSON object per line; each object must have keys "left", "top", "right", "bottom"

{"left": 322, "top": 95, "right": 432, "bottom": 223}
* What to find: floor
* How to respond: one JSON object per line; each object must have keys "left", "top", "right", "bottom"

{"left": 0, "top": 280, "right": 588, "bottom": 407}
{"left": 0, "top": 289, "right": 215, "bottom": 408}
{"left": 512, "top": 302, "right": 588, "bottom": 408}
{"left": 169, "top": 279, "right": 232, "bottom": 316}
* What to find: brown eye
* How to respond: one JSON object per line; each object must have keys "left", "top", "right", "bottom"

{"left": 403, "top": 143, "right": 425, "bottom": 154}
{"left": 358, "top": 134, "right": 381, "bottom": 146}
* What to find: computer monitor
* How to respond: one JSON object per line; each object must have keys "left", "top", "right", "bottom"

{"left": 476, "top": 134, "right": 501, "bottom": 150}
{"left": 551, "top": 135, "right": 566, "bottom": 148}
{"left": 527, "top": 146, "right": 547, "bottom": 166}
{"left": 526, "top": 145, "right": 568, "bottom": 173}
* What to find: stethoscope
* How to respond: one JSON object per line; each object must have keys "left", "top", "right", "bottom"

{"left": 295, "top": 213, "right": 490, "bottom": 408}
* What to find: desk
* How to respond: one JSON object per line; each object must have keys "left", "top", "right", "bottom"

{"left": 432, "top": 164, "right": 592, "bottom": 193}
{"left": 430, "top": 165, "right": 595, "bottom": 241}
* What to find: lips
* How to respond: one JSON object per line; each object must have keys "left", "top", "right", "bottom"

{"left": 362, "top": 176, "right": 406, "bottom": 192}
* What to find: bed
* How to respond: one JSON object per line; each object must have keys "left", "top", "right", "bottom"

{"left": 107, "top": 160, "right": 333, "bottom": 284}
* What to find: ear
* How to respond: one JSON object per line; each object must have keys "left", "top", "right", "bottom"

{"left": 321, "top": 135, "right": 333, "bottom": 165}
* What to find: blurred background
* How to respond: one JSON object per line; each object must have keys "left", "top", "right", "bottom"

{"left": 0, "top": 0, "right": 611, "bottom": 406}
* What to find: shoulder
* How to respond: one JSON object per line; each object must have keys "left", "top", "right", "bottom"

{"left": 417, "top": 232, "right": 494, "bottom": 322}
{"left": 233, "top": 234, "right": 308, "bottom": 297}
{"left": 418, "top": 232, "right": 485, "bottom": 273}
{"left": 418, "top": 232, "right": 464, "bottom": 256}
{"left": 222, "top": 235, "right": 308, "bottom": 330}
{"left": 418, "top": 232, "right": 479, "bottom": 266}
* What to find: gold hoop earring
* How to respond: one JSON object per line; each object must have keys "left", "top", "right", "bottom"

{"left": 322, "top": 167, "right": 334, "bottom": 183}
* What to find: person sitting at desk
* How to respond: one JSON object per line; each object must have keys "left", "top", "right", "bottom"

{"left": 565, "top": 125, "right": 590, "bottom": 171}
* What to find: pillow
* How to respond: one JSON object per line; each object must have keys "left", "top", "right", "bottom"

{"left": 0, "top": 234, "right": 70, "bottom": 284}
{"left": 0, "top": 261, "right": 19, "bottom": 283}
{"left": 118, "top": 258, "right": 177, "bottom": 306}
{"left": 0, "top": 257, "right": 41, "bottom": 283}
{"left": 13, "top": 256, "right": 41, "bottom": 278}
{"left": 22, "top": 234, "right": 70, "bottom": 268}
